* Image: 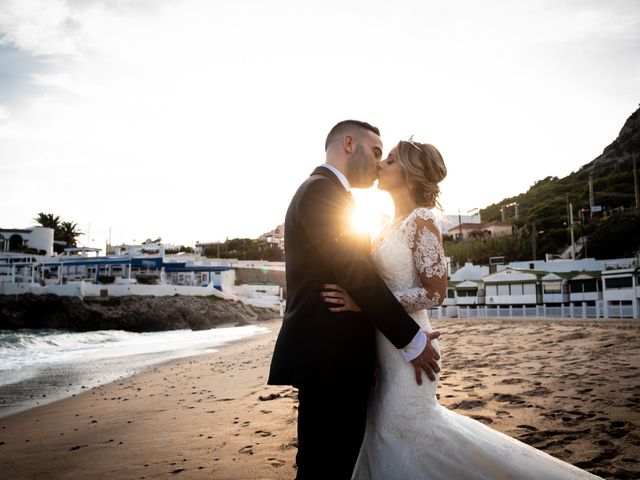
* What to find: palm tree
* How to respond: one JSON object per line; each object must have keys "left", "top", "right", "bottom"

{"left": 33, "top": 213, "right": 82, "bottom": 253}
{"left": 34, "top": 212, "right": 61, "bottom": 231}
{"left": 59, "top": 221, "right": 82, "bottom": 248}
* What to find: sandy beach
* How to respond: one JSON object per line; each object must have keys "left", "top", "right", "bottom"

{"left": 1, "top": 317, "right": 638, "bottom": 479}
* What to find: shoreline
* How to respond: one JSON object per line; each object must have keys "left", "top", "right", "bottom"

{"left": 0, "top": 322, "right": 273, "bottom": 418}
{"left": 1, "top": 318, "right": 297, "bottom": 480}
{"left": 1, "top": 318, "right": 638, "bottom": 479}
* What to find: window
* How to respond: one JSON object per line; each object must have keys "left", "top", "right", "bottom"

{"left": 570, "top": 279, "right": 600, "bottom": 293}
{"left": 457, "top": 289, "right": 478, "bottom": 297}
{"left": 583, "top": 279, "right": 598, "bottom": 292}
{"left": 605, "top": 277, "right": 633, "bottom": 289}
{"left": 544, "top": 282, "right": 561, "bottom": 294}
{"left": 486, "top": 285, "right": 497, "bottom": 296}
{"left": 510, "top": 284, "right": 523, "bottom": 295}
{"left": 498, "top": 284, "right": 509, "bottom": 296}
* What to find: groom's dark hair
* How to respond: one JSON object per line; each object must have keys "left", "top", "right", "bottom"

{"left": 325, "top": 120, "right": 380, "bottom": 152}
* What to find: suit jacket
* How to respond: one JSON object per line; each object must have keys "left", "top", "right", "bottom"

{"left": 268, "top": 167, "right": 420, "bottom": 388}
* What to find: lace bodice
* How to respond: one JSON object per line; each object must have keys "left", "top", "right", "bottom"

{"left": 371, "top": 207, "right": 447, "bottom": 313}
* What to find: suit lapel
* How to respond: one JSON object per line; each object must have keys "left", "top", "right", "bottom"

{"left": 310, "top": 166, "right": 353, "bottom": 205}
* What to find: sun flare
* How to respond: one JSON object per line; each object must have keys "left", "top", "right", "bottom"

{"left": 350, "top": 187, "right": 394, "bottom": 240}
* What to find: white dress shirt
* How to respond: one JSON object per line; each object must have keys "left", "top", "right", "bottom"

{"left": 319, "top": 164, "right": 426, "bottom": 362}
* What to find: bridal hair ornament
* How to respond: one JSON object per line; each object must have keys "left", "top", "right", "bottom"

{"left": 406, "top": 134, "right": 422, "bottom": 153}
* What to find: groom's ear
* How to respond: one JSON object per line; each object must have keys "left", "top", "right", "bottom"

{"left": 343, "top": 134, "right": 356, "bottom": 155}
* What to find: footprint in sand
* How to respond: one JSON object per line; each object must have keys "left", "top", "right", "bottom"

{"left": 606, "top": 420, "right": 631, "bottom": 439}
{"left": 279, "top": 440, "right": 298, "bottom": 450}
{"left": 470, "top": 415, "right": 493, "bottom": 424}
{"left": 576, "top": 388, "right": 593, "bottom": 394}
{"left": 259, "top": 393, "right": 281, "bottom": 401}
{"left": 573, "top": 447, "right": 620, "bottom": 470}
{"left": 493, "top": 393, "right": 526, "bottom": 405}
{"left": 269, "top": 458, "right": 286, "bottom": 467}
{"left": 522, "top": 386, "right": 551, "bottom": 397}
{"left": 558, "top": 332, "right": 591, "bottom": 341}
{"left": 239, "top": 445, "right": 254, "bottom": 455}
{"left": 516, "top": 424, "right": 538, "bottom": 431}
{"left": 452, "top": 399, "right": 486, "bottom": 410}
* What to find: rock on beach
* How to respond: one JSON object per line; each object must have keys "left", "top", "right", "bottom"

{"left": 0, "top": 293, "right": 278, "bottom": 331}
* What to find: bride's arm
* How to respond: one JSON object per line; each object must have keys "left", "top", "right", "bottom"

{"left": 393, "top": 215, "right": 447, "bottom": 312}
{"left": 322, "top": 215, "right": 447, "bottom": 313}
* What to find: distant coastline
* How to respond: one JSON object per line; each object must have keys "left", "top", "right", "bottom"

{"left": 0, "top": 293, "right": 279, "bottom": 332}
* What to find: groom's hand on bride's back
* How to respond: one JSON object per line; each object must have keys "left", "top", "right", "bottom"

{"left": 410, "top": 331, "right": 441, "bottom": 385}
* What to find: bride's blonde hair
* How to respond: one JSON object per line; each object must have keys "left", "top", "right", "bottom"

{"left": 395, "top": 140, "right": 447, "bottom": 210}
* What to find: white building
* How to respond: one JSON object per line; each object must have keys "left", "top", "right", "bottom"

{"left": 483, "top": 269, "right": 538, "bottom": 306}
{"left": 454, "top": 280, "right": 482, "bottom": 306}
{"left": 447, "top": 262, "right": 490, "bottom": 308}
{"left": 439, "top": 213, "right": 481, "bottom": 236}
{"left": 567, "top": 273, "right": 602, "bottom": 305}
{"left": 540, "top": 273, "right": 566, "bottom": 304}
{"left": 257, "top": 224, "right": 285, "bottom": 252}
{"left": 601, "top": 264, "right": 640, "bottom": 318}
{"left": 510, "top": 258, "right": 612, "bottom": 273}
{"left": 0, "top": 227, "right": 55, "bottom": 256}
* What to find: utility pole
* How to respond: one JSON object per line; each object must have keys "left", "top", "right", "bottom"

{"left": 531, "top": 221, "right": 537, "bottom": 261}
{"left": 458, "top": 208, "right": 463, "bottom": 241}
{"left": 569, "top": 203, "right": 576, "bottom": 260}
{"left": 634, "top": 153, "right": 639, "bottom": 210}
{"left": 589, "top": 175, "right": 594, "bottom": 218}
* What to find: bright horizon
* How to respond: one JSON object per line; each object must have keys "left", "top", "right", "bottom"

{"left": 1, "top": 0, "right": 639, "bottom": 249}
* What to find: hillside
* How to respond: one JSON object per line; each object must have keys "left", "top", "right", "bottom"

{"left": 449, "top": 105, "right": 640, "bottom": 264}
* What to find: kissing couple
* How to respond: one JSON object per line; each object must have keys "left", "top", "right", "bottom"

{"left": 269, "top": 120, "right": 600, "bottom": 479}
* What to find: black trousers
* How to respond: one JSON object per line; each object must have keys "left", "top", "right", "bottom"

{"left": 295, "top": 382, "right": 370, "bottom": 480}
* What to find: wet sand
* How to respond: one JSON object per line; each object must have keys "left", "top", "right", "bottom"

{"left": 1, "top": 318, "right": 638, "bottom": 479}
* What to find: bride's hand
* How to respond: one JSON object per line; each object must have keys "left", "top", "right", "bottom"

{"left": 321, "top": 284, "right": 362, "bottom": 312}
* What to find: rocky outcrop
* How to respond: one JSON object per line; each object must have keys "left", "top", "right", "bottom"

{"left": 0, "top": 294, "right": 279, "bottom": 332}
{"left": 582, "top": 104, "right": 640, "bottom": 172}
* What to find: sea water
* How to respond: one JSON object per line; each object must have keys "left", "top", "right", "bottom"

{"left": 0, "top": 325, "right": 269, "bottom": 417}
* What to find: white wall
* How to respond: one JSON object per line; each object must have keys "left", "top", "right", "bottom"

{"left": 0, "top": 281, "right": 234, "bottom": 299}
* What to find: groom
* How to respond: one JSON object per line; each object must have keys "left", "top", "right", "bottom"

{"left": 268, "top": 120, "right": 440, "bottom": 479}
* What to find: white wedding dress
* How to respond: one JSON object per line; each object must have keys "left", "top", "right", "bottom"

{"left": 352, "top": 208, "right": 600, "bottom": 480}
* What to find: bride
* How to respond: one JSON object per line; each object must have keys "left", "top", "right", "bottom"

{"left": 321, "top": 138, "right": 600, "bottom": 480}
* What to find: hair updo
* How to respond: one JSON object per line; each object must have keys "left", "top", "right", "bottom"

{"left": 395, "top": 140, "right": 447, "bottom": 209}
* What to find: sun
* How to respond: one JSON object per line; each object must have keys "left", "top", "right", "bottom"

{"left": 350, "top": 187, "right": 394, "bottom": 239}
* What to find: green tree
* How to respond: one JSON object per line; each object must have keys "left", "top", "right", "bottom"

{"left": 34, "top": 212, "right": 61, "bottom": 231}
{"left": 203, "top": 238, "right": 283, "bottom": 261}
{"left": 59, "top": 221, "right": 82, "bottom": 249}
{"left": 259, "top": 246, "right": 284, "bottom": 261}
{"left": 219, "top": 238, "right": 259, "bottom": 259}
{"left": 444, "top": 232, "right": 530, "bottom": 267}
{"left": 587, "top": 212, "right": 640, "bottom": 259}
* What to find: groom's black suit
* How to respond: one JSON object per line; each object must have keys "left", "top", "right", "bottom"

{"left": 269, "top": 166, "right": 420, "bottom": 479}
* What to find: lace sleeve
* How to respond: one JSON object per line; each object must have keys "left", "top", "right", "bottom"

{"left": 394, "top": 209, "right": 447, "bottom": 312}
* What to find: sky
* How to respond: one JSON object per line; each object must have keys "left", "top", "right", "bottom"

{"left": 0, "top": 0, "right": 639, "bottom": 250}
